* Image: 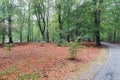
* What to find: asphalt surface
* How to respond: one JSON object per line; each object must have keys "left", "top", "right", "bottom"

{"left": 94, "top": 42, "right": 120, "bottom": 80}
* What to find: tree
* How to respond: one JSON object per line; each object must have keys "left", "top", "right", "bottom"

{"left": 45, "top": 0, "right": 51, "bottom": 42}
{"left": 93, "top": 0, "right": 103, "bottom": 46}
{"left": 0, "top": 1, "right": 6, "bottom": 44}
{"left": 55, "top": 0, "right": 64, "bottom": 40}
{"left": 27, "top": 2, "right": 31, "bottom": 42}
{"left": 16, "top": 0, "right": 26, "bottom": 42}
{"left": 6, "top": 0, "right": 16, "bottom": 43}
{"left": 32, "top": 0, "right": 46, "bottom": 41}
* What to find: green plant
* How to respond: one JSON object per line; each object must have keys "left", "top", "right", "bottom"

{"left": 69, "top": 40, "right": 82, "bottom": 60}
{"left": 4, "top": 43, "right": 15, "bottom": 47}
{"left": 18, "top": 72, "right": 42, "bottom": 80}
{"left": 3, "top": 43, "right": 15, "bottom": 51}
{"left": 0, "top": 67, "right": 19, "bottom": 76}
{"left": 56, "top": 40, "right": 63, "bottom": 46}
{"left": 40, "top": 41, "right": 45, "bottom": 46}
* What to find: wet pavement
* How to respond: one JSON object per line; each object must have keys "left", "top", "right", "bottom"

{"left": 94, "top": 42, "right": 120, "bottom": 80}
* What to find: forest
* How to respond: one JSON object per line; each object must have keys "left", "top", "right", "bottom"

{"left": 0, "top": 0, "right": 120, "bottom": 80}
{"left": 0, "top": 0, "right": 120, "bottom": 45}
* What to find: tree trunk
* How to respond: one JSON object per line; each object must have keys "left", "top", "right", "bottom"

{"left": 67, "top": 34, "right": 70, "bottom": 42}
{"left": 2, "top": 34, "right": 5, "bottom": 44}
{"left": 46, "top": 1, "right": 50, "bottom": 42}
{"left": 31, "top": 26, "right": 33, "bottom": 42}
{"left": 95, "top": 30, "right": 101, "bottom": 46}
{"left": 113, "top": 26, "right": 117, "bottom": 43}
{"left": 46, "top": 28, "right": 49, "bottom": 42}
{"left": 8, "top": 17, "right": 13, "bottom": 43}
{"left": 58, "top": 6, "right": 63, "bottom": 39}
{"left": 93, "top": 0, "right": 102, "bottom": 46}
{"left": 41, "top": 33, "right": 45, "bottom": 41}
{"left": 27, "top": 2, "right": 31, "bottom": 42}
{"left": 2, "top": 20, "right": 5, "bottom": 44}
{"left": 20, "top": 25, "right": 23, "bottom": 42}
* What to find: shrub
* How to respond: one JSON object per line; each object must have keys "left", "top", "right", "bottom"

{"left": 56, "top": 39, "right": 63, "bottom": 46}
{"left": 69, "top": 39, "right": 82, "bottom": 60}
{"left": 55, "top": 39, "right": 69, "bottom": 47}
{"left": 40, "top": 41, "right": 46, "bottom": 46}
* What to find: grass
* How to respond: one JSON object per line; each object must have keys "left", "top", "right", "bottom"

{"left": 96, "top": 47, "right": 109, "bottom": 64}
{"left": 18, "top": 71, "right": 42, "bottom": 80}
{"left": 0, "top": 67, "right": 19, "bottom": 76}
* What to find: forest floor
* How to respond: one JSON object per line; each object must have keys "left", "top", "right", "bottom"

{"left": 0, "top": 42, "right": 108, "bottom": 80}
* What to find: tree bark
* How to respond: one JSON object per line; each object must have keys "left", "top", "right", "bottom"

{"left": 27, "top": 2, "right": 31, "bottom": 42}
{"left": 93, "top": 0, "right": 102, "bottom": 46}
{"left": 8, "top": 16, "right": 13, "bottom": 43}
{"left": 20, "top": 25, "right": 23, "bottom": 42}
{"left": 113, "top": 26, "right": 117, "bottom": 43}
{"left": 46, "top": 0, "right": 50, "bottom": 42}
{"left": 58, "top": 7, "right": 63, "bottom": 39}
{"left": 2, "top": 20, "right": 5, "bottom": 44}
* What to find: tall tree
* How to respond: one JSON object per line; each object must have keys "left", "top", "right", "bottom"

{"left": 32, "top": 0, "right": 46, "bottom": 41}
{"left": 93, "top": 0, "right": 103, "bottom": 46}
{"left": 27, "top": 2, "right": 31, "bottom": 42}
{"left": 55, "top": 0, "right": 64, "bottom": 39}
{"left": 0, "top": 1, "right": 6, "bottom": 44}
{"left": 46, "top": 0, "right": 50, "bottom": 42}
{"left": 6, "top": 0, "right": 16, "bottom": 43}
{"left": 17, "top": 0, "right": 26, "bottom": 42}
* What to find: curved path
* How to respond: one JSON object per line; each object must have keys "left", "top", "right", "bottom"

{"left": 94, "top": 42, "right": 120, "bottom": 80}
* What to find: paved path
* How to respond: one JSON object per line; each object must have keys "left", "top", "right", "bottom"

{"left": 94, "top": 42, "right": 120, "bottom": 80}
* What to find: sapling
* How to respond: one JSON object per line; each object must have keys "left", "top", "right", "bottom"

{"left": 69, "top": 38, "right": 82, "bottom": 60}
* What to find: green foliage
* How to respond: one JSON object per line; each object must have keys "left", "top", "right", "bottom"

{"left": 52, "top": 32, "right": 63, "bottom": 46}
{"left": 0, "top": 67, "right": 18, "bottom": 76}
{"left": 0, "top": 24, "right": 7, "bottom": 36}
{"left": 40, "top": 41, "right": 46, "bottom": 46}
{"left": 3, "top": 43, "right": 15, "bottom": 51}
{"left": 0, "top": 0, "right": 120, "bottom": 43}
{"left": 4, "top": 43, "right": 15, "bottom": 47}
{"left": 55, "top": 39, "right": 63, "bottom": 46}
{"left": 18, "top": 72, "right": 42, "bottom": 80}
{"left": 68, "top": 39, "right": 82, "bottom": 60}
{"left": 53, "top": 33, "right": 68, "bottom": 46}
{"left": 54, "top": 36, "right": 68, "bottom": 46}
